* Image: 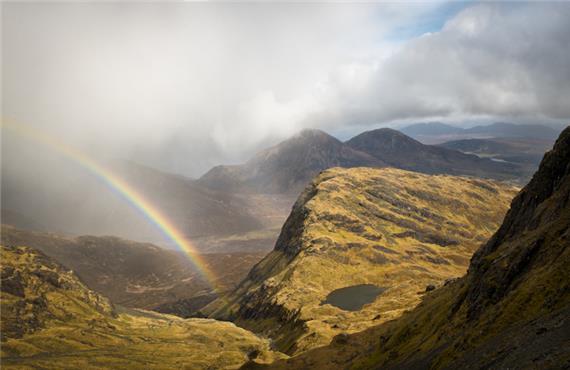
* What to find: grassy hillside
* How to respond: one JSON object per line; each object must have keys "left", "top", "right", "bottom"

{"left": 0, "top": 244, "right": 285, "bottom": 369}
{"left": 203, "top": 167, "right": 518, "bottom": 354}
{"left": 250, "top": 126, "right": 570, "bottom": 370}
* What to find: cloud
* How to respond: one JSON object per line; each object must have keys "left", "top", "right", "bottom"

{"left": 2, "top": 2, "right": 569, "bottom": 177}
{"left": 311, "top": 2, "right": 570, "bottom": 126}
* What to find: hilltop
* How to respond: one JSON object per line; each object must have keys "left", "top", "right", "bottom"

{"left": 202, "top": 167, "right": 518, "bottom": 354}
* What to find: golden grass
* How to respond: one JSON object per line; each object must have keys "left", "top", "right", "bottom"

{"left": 0, "top": 245, "right": 286, "bottom": 369}
{"left": 205, "top": 167, "right": 518, "bottom": 354}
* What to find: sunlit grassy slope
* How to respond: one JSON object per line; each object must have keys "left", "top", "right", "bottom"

{"left": 246, "top": 126, "right": 570, "bottom": 370}
{"left": 0, "top": 245, "right": 285, "bottom": 369}
{"left": 203, "top": 167, "right": 518, "bottom": 354}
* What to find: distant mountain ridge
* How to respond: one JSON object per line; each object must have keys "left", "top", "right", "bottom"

{"left": 401, "top": 121, "right": 562, "bottom": 143}
{"left": 346, "top": 128, "right": 524, "bottom": 180}
{"left": 198, "top": 129, "right": 384, "bottom": 194}
{"left": 199, "top": 128, "right": 528, "bottom": 194}
{"left": 464, "top": 122, "right": 560, "bottom": 138}
{"left": 438, "top": 137, "right": 554, "bottom": 166}
{"left": 398, "top": 122, "right": 464, "bottom": 136}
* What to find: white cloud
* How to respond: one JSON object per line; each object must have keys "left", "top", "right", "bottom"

{"left": 314, "top": 3, "right": 570, "bottom": 126}
{"left": 2, "top": 2, "right": 568, "bottom": 176}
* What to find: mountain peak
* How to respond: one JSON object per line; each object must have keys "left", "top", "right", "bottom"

{"left": 345, "top": 127, "right": 523, "bottom": 180}
{"left": 199, "top": 125, "right": 534, "bottom": 195}
{"left": 356, "top": 127, "right": 418, "bottom": 141}
{"left": 295, "top": 128, "right": 333, "bottom": 139}
{"left": 199, "top": 128, "right": 382, "bottom": 194}
{"left": 278, "top": 128, "right": 343, "bottom": 148}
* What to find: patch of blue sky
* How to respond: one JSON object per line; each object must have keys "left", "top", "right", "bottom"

{"left": 385, "top": 1, "right": 474, "bottom": 42}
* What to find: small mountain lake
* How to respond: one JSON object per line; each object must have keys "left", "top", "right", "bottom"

{"left": 322, "top": 284, "right": 387, "bottom": 311}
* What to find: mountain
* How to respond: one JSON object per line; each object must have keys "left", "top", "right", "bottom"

{"left": 199, "top": 128, "right": 531, "bottom": 196}
{"left": 114, "top": 161, "right": 296, "bottom": 252}
{"left": 254, "top": 125, "right": 570, "bottom": 369}
{"left": 2, "top": 160, "right": 265, "bottom": 247}
{"left": 1, "top": 225, "right": 264, "bottom": 314}
{"left": 346, "top": 128, "right": 528, "bottom": 182}
{"left": 0, "top": 244, "right": 284, "bottom": 368}
{"left": 108, "top": 160, "right": 266, "bottom": 238}
{"left": 202, "top": 167, "right": 518, "bottom": 354}
{"left": 438, "top": 137, "right": 555, "bottom": 183}
{"left": 401, "top": 121, "right": 562, "bottom": 144}
{"left": 198, "top": 129, "right": 384, "bottom": 194}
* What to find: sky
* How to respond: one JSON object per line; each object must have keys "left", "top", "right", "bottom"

{"left": 2, "top": 1, "right": 570, "bottom": 177}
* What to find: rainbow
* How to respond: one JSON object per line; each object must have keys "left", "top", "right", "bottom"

{"left": 2, "top": 121, "right": 219, "bottom": 291}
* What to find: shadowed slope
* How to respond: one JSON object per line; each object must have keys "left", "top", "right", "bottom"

{"left": 346, "top": 128, "right": 527, "bottom": 181}
{"left": 1, "top": 225, "right": 264, "bottom": 314}
{"left": 2, "top": 160, "right": 264, "bottom": 245}
{"left": 199, "top": 129, "right": 384, "bottom": 194}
